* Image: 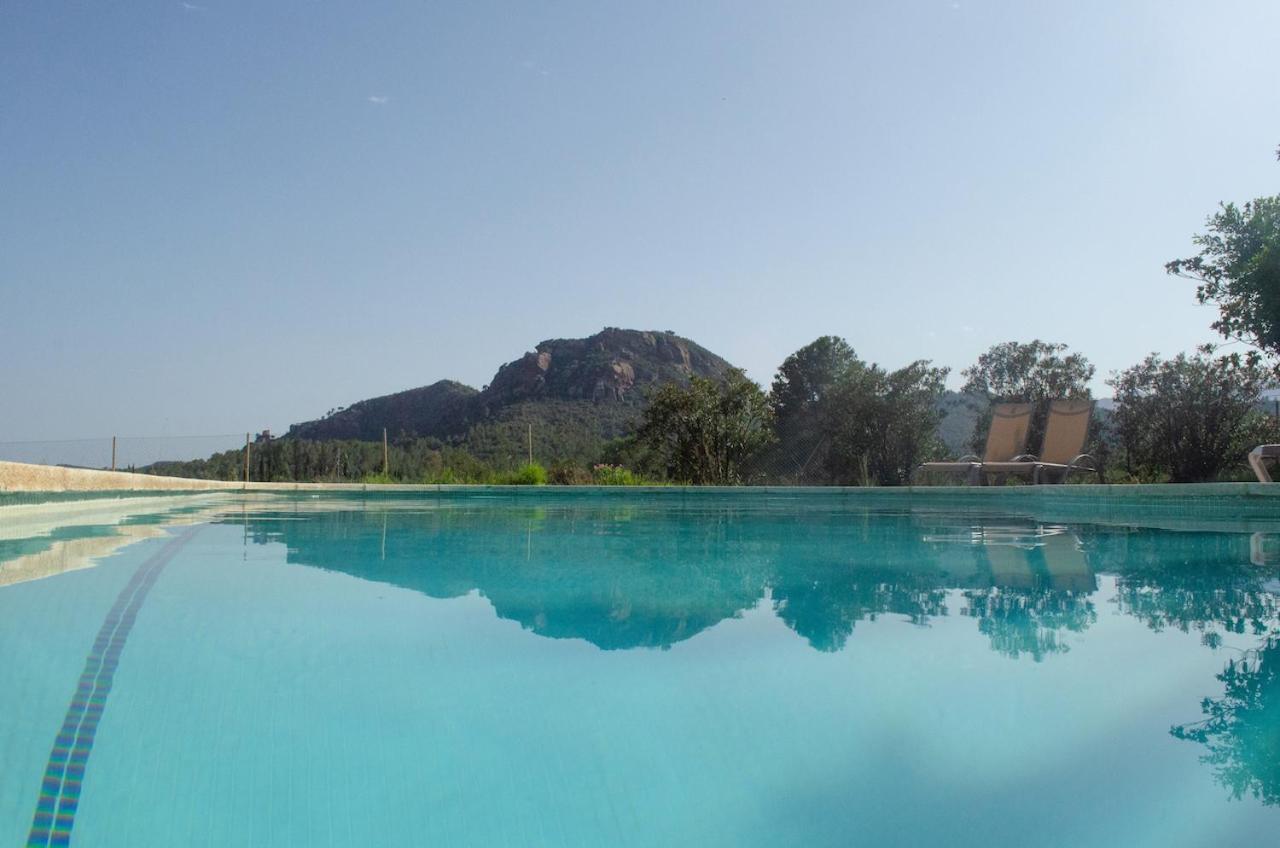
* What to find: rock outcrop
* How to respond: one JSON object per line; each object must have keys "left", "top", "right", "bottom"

{"left": 481, "top": 328, "right": 732, "bottom": 409}
{"left": 283, "top": 328, "right": 737, "bottom": 448}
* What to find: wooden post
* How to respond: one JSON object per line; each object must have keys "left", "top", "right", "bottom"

{"left": 244, "top": 433, "right": 251, "bottom": 485}
{"left": 111, "top": 436, "right": 117, "bottom": 472}
{"left": 382, "top": 428, "right": 389, "bottom": 478}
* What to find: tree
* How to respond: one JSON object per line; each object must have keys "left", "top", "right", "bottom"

{"left": 961, "top": 340, "right": 1095, "bottom": 452}
{"left": 822, "top": 358, "right": 949, "bottom": 485}
{"left": 770, "top": 336, "right": 859, "bottom": 433}
{"left": 765, "top": 337, "right": 947, "bottom": 485}
{"left": 1108, "top": 352, "right": 1276, "bottom": 482}
{"left": 1167, "top": 149, "right": 1280, "bottom": 362}
{"left": 635, "top": 371, "right": 774, "bottom": 485}
{"left": 765, "top": 336, "right": 860, "bottom": 482}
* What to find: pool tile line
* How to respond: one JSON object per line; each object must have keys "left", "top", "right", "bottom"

{"left": 26, "top": 525, "right": 200, "bottom": 848}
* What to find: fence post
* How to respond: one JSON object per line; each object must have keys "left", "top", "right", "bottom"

{"left": 244, "top": 433, "right": 250, "bottom": 486}
{"left": 111, "top": 436, "right": 117, "bottom": 472}
{"left": 382, "top": 428, "right": 389, "bottom": 478}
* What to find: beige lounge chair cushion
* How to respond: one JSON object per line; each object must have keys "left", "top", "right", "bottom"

{"left": 1039, "top": 399, "right": 1093, "bottom": 465}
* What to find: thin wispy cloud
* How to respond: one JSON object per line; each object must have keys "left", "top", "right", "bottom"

{"left": 367, "top": 95, "right": 390, "bottom": 105}
{"left": 521, "top": 59, "right": 551, "bottom": 77}
{"left": 181, "top": 2, "right": 206, "bottom": 11}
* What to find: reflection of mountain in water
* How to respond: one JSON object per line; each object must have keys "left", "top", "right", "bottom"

{"left": 238, "top": 504, "right": 776, "bottom": 650}
{"left": 224, "top": 503, "right": 1280, "bottom": 661}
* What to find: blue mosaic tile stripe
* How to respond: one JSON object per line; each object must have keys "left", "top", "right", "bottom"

{"left": 27, "top": 526, "right": 199, "bottom": 848}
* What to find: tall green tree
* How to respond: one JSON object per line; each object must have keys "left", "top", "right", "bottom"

{"left": 635, "top": 370, "right": 774, "bottom": 485}
{"left": 1167, "top": 148, "right": 1280, "bottom": 362}
{"left": 766, "top": 336, "right": 860, "bottom": 481}
{"left": 770, "top": 336, "right": 859, "bottom": 431}
{"left": 961, "top": 340, "right": 1095, "bottom": 452}
{"left": 1108, "top": 352, "right": 1276, "bottom": 482}
{"left": 822, "top": 359, "right": 949, "bottom": 485}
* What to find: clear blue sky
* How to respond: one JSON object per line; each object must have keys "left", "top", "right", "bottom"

{"left": 2, "top": 0, "right": 1278, "bottom": 443}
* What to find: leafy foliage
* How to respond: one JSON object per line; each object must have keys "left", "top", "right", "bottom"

{"left": 770, "top": 336, "right": 859, "bottom": 436}
{"left": 821, "top": 358, "right": 950, "bottom": 485}
{"left": 1167, "top": 155, "right": 1280, "bottom": 362}
{"left": 760, "top": 337, "right": 948, "bottom": 485}
{"left": 635, "top": 371, "right": 774, "bottom": 485}
{"left": 962, "top": 340, "right": 1095, "bottom": 401}
{"left": 1107, "top": 352, "right": 1277, "bottom": 482}
{"left": 590, "top": 464, "right": 646, "bottom": 485}
{"left": 500, "top": 463, "right": 548, "bottom": 485}
{"left": 463, "top": 400, "right": 641, "bottom": 467}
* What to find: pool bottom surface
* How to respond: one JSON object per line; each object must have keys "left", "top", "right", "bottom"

{"left": 2, "top": 495, "right": 1279, "bottom": 847}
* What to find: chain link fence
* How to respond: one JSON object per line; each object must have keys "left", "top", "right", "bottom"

{"left": 0, "top": 435, "right": 246, "bottom": 474}
{"left": 0, "top": 429, "right": 846, "bottom": 486}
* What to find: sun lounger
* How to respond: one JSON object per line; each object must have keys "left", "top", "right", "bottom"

{"left": 1248, "top": 444, "right": 1280, "bottom": 482}
{"left": 912, "top": 403, "right": 1034, "bottom": 485}
{"left": 978, "top": 399, "right": 1099, "bottom": 484}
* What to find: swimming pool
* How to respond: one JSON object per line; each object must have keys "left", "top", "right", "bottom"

{"left": 3, "top": 490, "right": 1280, "bottom": 847}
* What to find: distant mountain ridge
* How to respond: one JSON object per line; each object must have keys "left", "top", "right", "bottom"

{"left": 285, "top": 328, "right": 735, "bottom": 460}
{"left": 287, "top": 380, "right": 479, "bottom": 442}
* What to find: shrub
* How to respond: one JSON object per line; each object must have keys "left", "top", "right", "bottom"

{"left": 427, "top": 467, "right": 466, "bottom": 484}
{"left": 1109, "top": 352, "right": 1274, "bottom": 482}
{"left": 499, "top": 462, "right": 548, "bottom": 485}
{"left": 591, "top": 464, "right": 643, "bottom": 485}
{"left": 548, "top": 461, "right": 592, "bottom": 485}
{"left": 821, "top": 358, "right": 950, "bottom": 485}
{"left": 635, "top": 371, "right": 774, "bottom": 485}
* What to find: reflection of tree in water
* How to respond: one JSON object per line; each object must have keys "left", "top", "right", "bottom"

{"left": 962, "top": 587, "right": 1096, "bottom": 662}
{"left": 1172, "top": 637, "right": 1280, "bottom": 805}
{"left": 937, "top": 527, "right": 1099, "bottom": 662}
{"left": 771, "top": 571, "right": 948, "bottom": 652}
{"left": 1098, "top": 529, "right": 1280, "bottom": 804}
{"left": 1101, "top": 529, "right": 1279, "bottom": 640}
{"left": 768, "top": 511, "right": 986, "bottom": 652}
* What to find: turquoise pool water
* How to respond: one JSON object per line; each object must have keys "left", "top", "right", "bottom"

{"left": 3, "top": 492, "right": 1280, "bottom": 847}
